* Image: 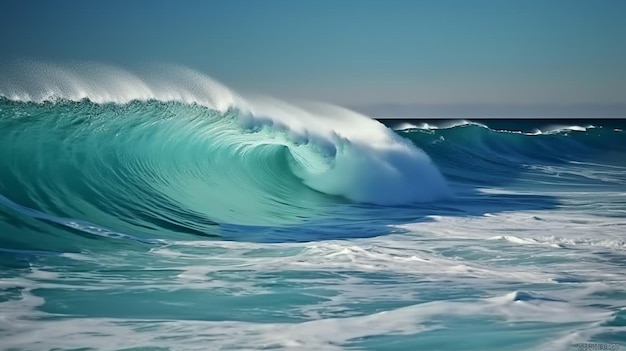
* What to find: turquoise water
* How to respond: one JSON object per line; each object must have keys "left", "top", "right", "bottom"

{"left": 0, "top": 65, "right": 625, "bottom": 351}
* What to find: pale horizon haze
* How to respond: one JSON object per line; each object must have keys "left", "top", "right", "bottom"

{"left": 2, "top": 0, "right": 625, "bottom": 117}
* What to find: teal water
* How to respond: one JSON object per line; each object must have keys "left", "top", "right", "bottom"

{"left": 0, "top": 66, "right": 625, "bottom": 351}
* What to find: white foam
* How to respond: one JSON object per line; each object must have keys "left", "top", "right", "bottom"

{"left": 397, "top": 210, "right": 626, "bottom": 251}
{"left": 0, "top": 290, "right": 613, "bottom": 351}
{"left": 540, "top": 125, "right": 597, "bottom": 135}
{"left": 393, "top": 122, "right": 438, "bottom": 131}
{"left": 525, "top": 164, "right": 626, "bottom": 184}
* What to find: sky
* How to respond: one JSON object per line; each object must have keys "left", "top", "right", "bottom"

{"left": 1, "top": 0, "right": 625, "bottom": 117}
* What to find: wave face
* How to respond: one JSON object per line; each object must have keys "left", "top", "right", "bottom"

{"left": 2, "top": 63, "right": 626, "bottom": 351}
{"left": 0, "top": 63, "right": 449, "bottom": 248}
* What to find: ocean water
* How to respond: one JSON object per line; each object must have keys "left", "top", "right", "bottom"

{"left": 0, "top": 64, "right": 625, "bottom": 351}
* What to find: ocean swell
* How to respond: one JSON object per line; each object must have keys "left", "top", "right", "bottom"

{"left": 0, "top": 62, "right": 449, "bottom": 233}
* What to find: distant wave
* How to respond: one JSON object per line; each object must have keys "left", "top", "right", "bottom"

{"left": 392, "top": 119, "right": 600, "bottom": 135}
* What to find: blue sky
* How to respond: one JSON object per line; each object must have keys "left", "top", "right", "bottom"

{"left": 2, "top": 0, "right": 625, "bottom": 116}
